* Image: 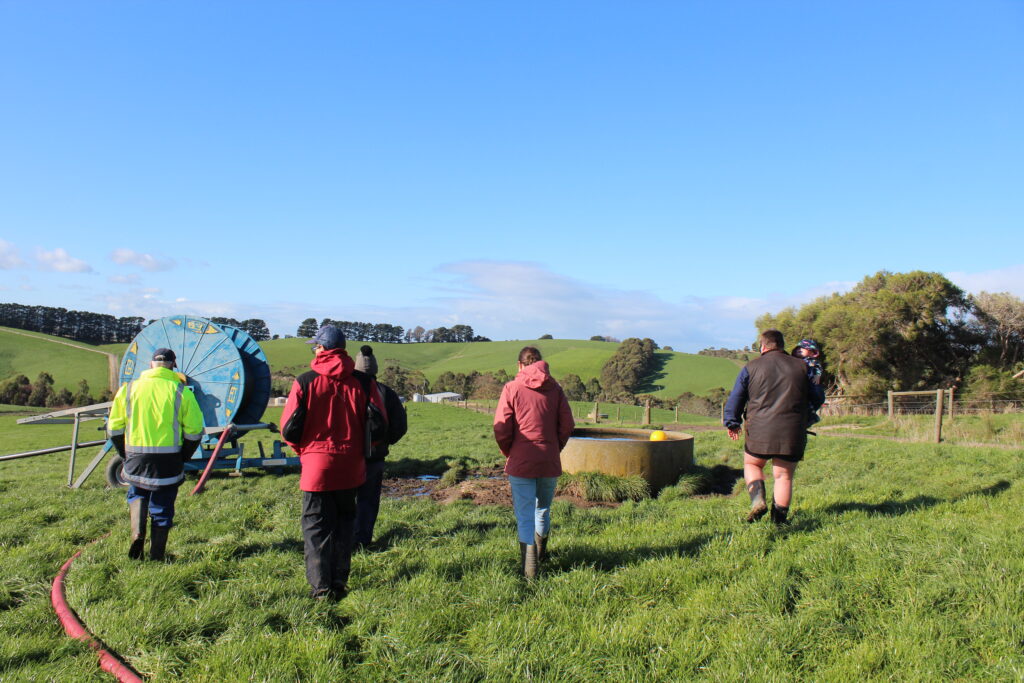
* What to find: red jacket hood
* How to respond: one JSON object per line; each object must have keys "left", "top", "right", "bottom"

{"left": 310, "top": 348, "right": 355, "bottom": 379}
{"left": 516, "top": 360, "right": 554, "bottom": 390}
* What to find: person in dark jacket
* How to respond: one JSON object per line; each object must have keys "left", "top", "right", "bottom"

{"left": 281, "top": 325, "right": 384, "bottom": 600}
{"left": 493, "top": 346, "right": 574, "bottom": 578}
{"left": 352, "top": 345, "right": 408, "bottom": 550}
{"left": 723, "top": 329, "right": 825, "bottom": 525}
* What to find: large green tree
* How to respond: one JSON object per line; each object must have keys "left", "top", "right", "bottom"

{"left": 757, "top": 271, "right": 977, "bottom": 399}
{"left": 972, "top": 291, "right": 1024, "bottom": 369}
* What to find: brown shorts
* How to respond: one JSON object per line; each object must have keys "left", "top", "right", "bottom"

{"left": 745, "top": 449, "right": 803, "bottom": 464}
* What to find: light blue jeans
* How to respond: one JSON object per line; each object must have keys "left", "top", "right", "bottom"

{"left": 509, "top": 476, "right": 558, "bottom": 544}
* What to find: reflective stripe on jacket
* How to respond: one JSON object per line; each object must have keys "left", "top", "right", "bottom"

{"left": 108, "top": 367, "right": 205, "bottom": 488}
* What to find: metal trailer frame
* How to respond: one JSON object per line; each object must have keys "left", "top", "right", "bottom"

{"left": 9, "top": 402, "right": 298, "bottom": 489}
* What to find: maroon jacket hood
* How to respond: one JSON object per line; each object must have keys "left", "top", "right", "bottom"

{"left": 310, "top": 348, "right": 355, "bottom": 379}
{"left": 516, "top": 360, "right": 554, "bottom": 390}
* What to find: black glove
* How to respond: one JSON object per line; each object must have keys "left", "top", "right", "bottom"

{"left": 110, "top": 434, "right": 126, "bottom": 458}
{"left": 180, "top": 438, "right": 201, "bottom": 463}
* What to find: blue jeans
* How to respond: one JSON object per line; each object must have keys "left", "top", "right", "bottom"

{"left": 127, "top": 484, "right": 179, "bottom": 528}
{"left": 509, "top": 476, "right": 558, "bottom": 544}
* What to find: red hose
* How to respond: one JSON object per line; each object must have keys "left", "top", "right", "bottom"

{"left": 51, "top": 546, "right": 144, "bottom": 682}
{"left": 190, "top": 425, "right": 234, "bottom": 496}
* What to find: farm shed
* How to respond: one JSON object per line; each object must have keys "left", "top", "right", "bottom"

{"left": 413, "top": 392, "right": 463, "bottom": 403}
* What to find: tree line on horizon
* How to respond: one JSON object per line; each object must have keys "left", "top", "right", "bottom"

{"left": 6, "top": 269, "right": 1024, "bottom": 410}
{"left": 295, "top": 318, "right": 491, "bottom": 344}
{"left": 0, "top": 303, "right": 145, "bottom": 344}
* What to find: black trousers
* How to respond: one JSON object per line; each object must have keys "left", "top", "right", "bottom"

{"left": 354, "top": 459, "right": 386, "bottom": 547}
{"left": 301, "top": 488, "right": 357, "bottom": 596}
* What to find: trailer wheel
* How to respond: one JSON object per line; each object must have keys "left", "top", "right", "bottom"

{"left": 105, "top": 455, "right": 129, "bottom": 488}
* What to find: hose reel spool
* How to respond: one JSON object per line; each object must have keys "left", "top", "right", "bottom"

{"left": 118, "top": 315, "right": 271, "bottom": 437}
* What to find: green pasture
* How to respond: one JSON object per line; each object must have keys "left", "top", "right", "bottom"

{"left": 263, "top": 338, "right": 615, "bottom": 381}
{"left": 818, "top": 412, "right": 1024, "bottom": 447}
{"left": 0, "top": 327, "right": 110, "bottom": 394}
{"left": 3, "top": 402, "right": 1024, "bottom": 680}
{"left": 641, "top": 350, "right": 742, "bottom": 398}
{"left": 262, "top": 338, "right": 736, "bottom": 397}
{"left": 51, "top": 335, "right": 742, "bottom": 399}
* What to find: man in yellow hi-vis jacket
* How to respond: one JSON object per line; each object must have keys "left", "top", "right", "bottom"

{"left": 108, "top": 348, "right": 204, "bottom": 560}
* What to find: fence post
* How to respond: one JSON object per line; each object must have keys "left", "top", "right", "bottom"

{"left": 934, "top": 389, "right": 944, "bottom": 443}
{"left": 643, "top": 398, "right": 651, "bottom": 426}
{"left": 593, "top": 401, "right": 600, "bottom": 424}
{"left": 674, "top": 405, "right": 678, "bottom": 423}
{"left": 948, "top": 388, "right": 954, "bottom": 420}
{"left": 888, "top": 391, "right": 894, "bottom": 419}
{"left": 617, "top": 406, "right": 621, "bottom": 423}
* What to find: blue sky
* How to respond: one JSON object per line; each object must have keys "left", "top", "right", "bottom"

{"left": 1, "top": 1, "right": 1022, "bottom": 351}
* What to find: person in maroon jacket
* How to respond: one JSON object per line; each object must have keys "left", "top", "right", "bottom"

{"left": 493, "top": 346, "right": 575, "bottom": 578}
{"left": 281, "top": 324, "right": 376, "bottom": 600}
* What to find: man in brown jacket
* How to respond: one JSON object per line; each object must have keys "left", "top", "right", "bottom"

{"left": 723, "top": 329, "right": 825, "bottom": 524}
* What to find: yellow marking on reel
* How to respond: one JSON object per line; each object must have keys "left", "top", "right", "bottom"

{"left": 172, "top": 319, "right": 182, "bottom": 326}
{"left": 130, "top": 342, "right": 138, "bottom": 354}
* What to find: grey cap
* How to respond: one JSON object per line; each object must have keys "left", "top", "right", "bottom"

{"left": 354, "top": 345, "right": 377, "bottom": 376}
{"left": 306, "top": 325, "right": 346, "bottom": 350}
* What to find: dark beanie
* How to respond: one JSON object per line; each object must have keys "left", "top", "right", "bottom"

{"left": 355, "top": 345, "right": 377, "bottom": 377}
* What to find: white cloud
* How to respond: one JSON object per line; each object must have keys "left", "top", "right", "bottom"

{"left": 98, "top": 290, "right": 238, "bottom": 323}
{"left": 83, "top": 261, "right": 861, "bottom": 350}
{"left": 35, "top": 247, "right": 93, "bottom": 273}
{"left": 108, "top": 274, "right": 141, "bottom": 284}
{"left": 0, "top": 240, "right": 25, "bottom": 269}
{"left": 110, "top": 248, "right": 175, "bottom": 272}
{"left": 947, "top": 264, "right": 1024, "bottom": 297}
{"left": 417, "top": 261, "right": 855, "bottom": 351}
{"left": 230, "top": 261, "right": 858, "bottom": 350}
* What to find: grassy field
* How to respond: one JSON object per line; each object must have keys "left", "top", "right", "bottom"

{"left": 261, "top": 337, "right": 737, "bottom": 397}
{"left": 818, "top": 412, "right": 1024, "bottom": 447}
{"left": 87, "top": 336, "right": 742, "bottom": 398}
{"left": 3, "top": 402, "right": 1024, "bottom": 680}
{"left": 0, "top": 327, "right": 110, "bottom": 394}
{"left": 641, "top": 350, "right": 741, "bottom": 398}
{"left": 263, "top": 338, "right": 615, "bottom": 380}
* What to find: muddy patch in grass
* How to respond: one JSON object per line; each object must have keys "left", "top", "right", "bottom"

{"left": 383, "top": 469, "right": 621, "bottom": 508}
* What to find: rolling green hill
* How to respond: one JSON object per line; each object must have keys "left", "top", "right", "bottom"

{"left": 263, "top": 338, "right": 615, "bottom": 380}
{"left": 262, "top": 338, "right": 737, "bottom": 397}
{"left": 0, "top": 327, "right": 111, "bottom": 394}
{"left": 642, "top": 350, "right": 742, "bottom": 398}
{"left": 24, "top": 332, "right": 739, "bottom": 398}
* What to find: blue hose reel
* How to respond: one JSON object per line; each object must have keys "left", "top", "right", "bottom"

{"left": 118, "top": 315, "right": 271, "bottom": 437}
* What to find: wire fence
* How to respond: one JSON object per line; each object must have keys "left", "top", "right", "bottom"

{"left": 459, "top": 393, "right": 1024, "bottom": 421}
{"left": 458, "top": 399, "right": 707, "bottom": 425}
{"left": 822, "top": 394, "right": 1024, "bottom": 417}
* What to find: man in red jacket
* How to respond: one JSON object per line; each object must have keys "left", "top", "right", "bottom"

{"left": 282, "top": 324, "right": 374, "bottom": 600}
{"left": 494, "top": 346, "right": 575, "bottom": 578}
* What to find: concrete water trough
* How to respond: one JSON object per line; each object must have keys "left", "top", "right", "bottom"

{"left": 561, "top": 427, "right": 694, "bottom": 492}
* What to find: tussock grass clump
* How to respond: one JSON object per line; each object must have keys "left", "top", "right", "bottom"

{"left": 439, "top": 459, "right": 467, "bottom": 487}
{"left": 673, "top": 472, "right": 707, "bottom": 496}
{"left": 557, "top": 471, "right": 649, "bottom": 502}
